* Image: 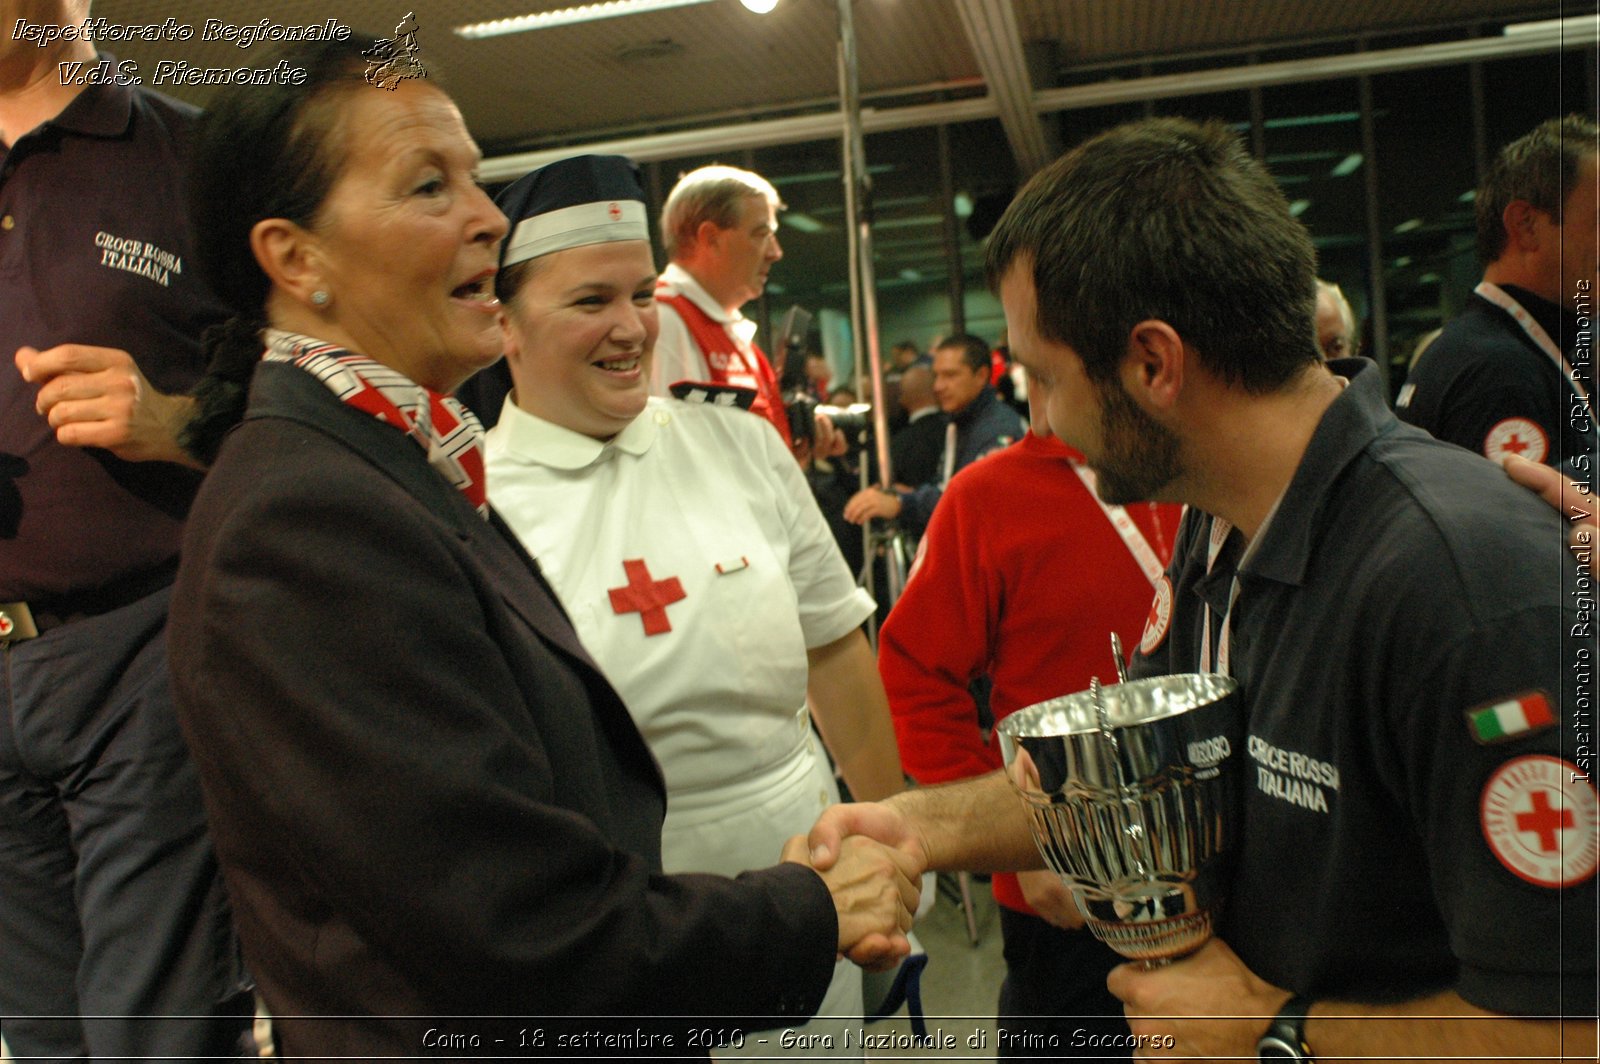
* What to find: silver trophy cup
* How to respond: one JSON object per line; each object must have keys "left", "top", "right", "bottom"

{"left": 997, "top": 673, "right": 1243, "bottom": 964}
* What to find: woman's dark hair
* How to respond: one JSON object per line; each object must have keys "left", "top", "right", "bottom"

{"left": 182, "top": 36, "right": 380, "bottom": 463}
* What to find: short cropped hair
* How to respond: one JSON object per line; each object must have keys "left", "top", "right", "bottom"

{"left": 1476, "top": 115, "right": 1600, "bottom": 265}
{"left": 986, "top": 117, "right": 1319, "bottom": 393}
{"left": 934, "top": 333, "right": 992, "bottom": 374}
{"left": 660, "top": 165, "right": 782, "bottom": 259}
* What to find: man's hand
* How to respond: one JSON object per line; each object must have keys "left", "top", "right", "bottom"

{"left": 16, "top": 345, "right": 202, "bottom": 468}
{"left": 782, "top": 833, "right": 920, "bottom": 971}
{"left": 806, "top": 800, "right": 929, "bottom": 873}
{"left": 843, "top": 486, "right": 902, "bottom": 525}
{"left": 1503, "top": 454, "right": 1596, "bottom": 551}
{"left": 1016, "top": 868, "right": 1086, "bottom": 930}
{"left": 1107, "top": 938, "right": 1289, "bottom": 1058}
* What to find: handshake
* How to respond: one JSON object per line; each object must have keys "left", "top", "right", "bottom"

{"left": 782, "top": 802, "right": 930, "bottom": 970}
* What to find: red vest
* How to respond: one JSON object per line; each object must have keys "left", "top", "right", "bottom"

{"left": 656, "top": 291, "right": 793, "bottom": 449}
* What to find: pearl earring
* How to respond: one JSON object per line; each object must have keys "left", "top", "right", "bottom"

{"left": 311, "top": 290, "right": 330, "bottom": 307}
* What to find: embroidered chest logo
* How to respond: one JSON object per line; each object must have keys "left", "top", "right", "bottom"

{"left": 607, "top": 558, "right": 685, "bottom": 636}
{"left": 94, "top": 230, "right": 182, "bottom": 288}
{"left": 1247, "top": 735, "right": 1341, "bottom": 814}
{"left": 1480, "top": 756, "right": 1599, "bottom": 887}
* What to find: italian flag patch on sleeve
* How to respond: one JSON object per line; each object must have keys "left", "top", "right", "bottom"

{"left": 1467, "top": 691, "right": 1555, "bottom": 744}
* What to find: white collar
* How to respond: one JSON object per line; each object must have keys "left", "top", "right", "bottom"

{"left": 907, "top": 405, "right": 940, "bottom": 423}
{"left": 490, "top": 394, "right": 659, "bottom": 471}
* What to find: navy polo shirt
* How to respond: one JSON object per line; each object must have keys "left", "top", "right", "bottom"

{"left": 1133, "top": 361, "right": 1594, "bottom": 1015}
{"left": 0, "top": 71, "right": 226, "bottom": 599}
{"left": 1398, "top": 285, "right": 1596, "bottom": 469}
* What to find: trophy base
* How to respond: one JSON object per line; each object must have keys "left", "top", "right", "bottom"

{"left": 1085, "top": 908, "right": 1213, "bottom": 963}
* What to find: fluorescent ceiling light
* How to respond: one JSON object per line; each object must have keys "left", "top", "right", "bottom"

{"left": 456, "top": 0, "right": 712, "bottom": 38}
{"left": 899, "top": 268, "right": 923, "bottom": 281}
{"left": 953, "top": 192, "right": 974, "bottom": 219}
{"left": 873, "top": 214, "right": 944, "bottom": 230}
{"left": 1265, "top": 150, "right": 1341, "bottom": 164}
{"left": 1289, "top": 199, "right": 1311, "bottom": 217}
{"left": 1503, "top": 16, "right": 1600, "bottom": 38}
{"left": 1459, "top": 189, "right": 1477, "bottom": 203}
{"left": 783, "top": 212, "right": 826, "bottom": 233}
{"left": 1330, "top": 153, "right": 1363, "bottom": 177}
{"left": 1262, "top": 112, "right": 1359, "bottom": 130}
{"left": 771, "top": 164, "right": 894, "bottom": 187}
{"left": 1394, "top": 219, "right": 1423, "bottom": 234}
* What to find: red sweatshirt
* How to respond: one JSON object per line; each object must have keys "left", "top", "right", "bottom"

{"left": 879, "top": 431, "right": 1183, "bottom": 914}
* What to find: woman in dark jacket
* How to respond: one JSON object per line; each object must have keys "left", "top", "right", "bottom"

{"left": 168, "top": 39, "right": 915, "bottom": 1060}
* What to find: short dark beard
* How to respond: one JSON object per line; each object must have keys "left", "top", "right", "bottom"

{"left": 1091, "top": 375, "right": 1182, "bottom": 505}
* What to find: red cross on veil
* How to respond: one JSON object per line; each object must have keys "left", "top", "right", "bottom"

{"left": 608, "top": 558, "right": 686, "bottom": 636}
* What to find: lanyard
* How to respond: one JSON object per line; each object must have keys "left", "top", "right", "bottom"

{"left": 1070, "top": 465, "right": 1169, "bottom": 588}
{"left": 1475, "top": 282, "right": 1592, "bottom": 411}
{"left": 1198, "top": 518, "right": 1240, "bottom": 676}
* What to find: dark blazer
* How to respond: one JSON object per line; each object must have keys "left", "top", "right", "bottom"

{"left": 168, "top": 363, "right": 835, "bottom": 1060}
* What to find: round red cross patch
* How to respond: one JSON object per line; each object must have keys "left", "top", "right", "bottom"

{"left": 1139, "top": 575, "right": 1173, "bottom": 656}
{"left": 1482, "top": 418, "right": 1549, "bottom": 464}
{"left": 1480, "top": 756, "right": 1599, "bottom": 887}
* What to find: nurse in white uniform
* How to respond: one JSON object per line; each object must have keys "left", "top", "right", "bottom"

{"left": 483, "top": 155, "right": 904, "bottom": 1054}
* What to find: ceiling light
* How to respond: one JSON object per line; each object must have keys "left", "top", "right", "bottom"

{"left": 1394, "top": 219, "right": 1424, "bottom": 234}
{"left": 455, "top": 0, "right": 713, "bottom": 38}
{"left": 899, "top": 268, "right": 922, "bottom": 281}
{"left": 783, "top": 212, "right": 825, "bottom": 233}
{"left": 1261, "top": 112, "right": 1360, "bottom": 131}
{"left": 1459, "top": 189, "right": 1477, "bottom": 203}
{"left": 1330, "top": 153, "right": 1363, "bottom": 177}
{"left": 1503, "top": 15, "right": 1600, "bottom": 38}
{"left": 740, "top": 0, "right": 781, "bottom": 12}
{"left": 1289, "top": 199, "right": 1311, "bottom": 217}
{"left": 953, "top": 192, "right": 974, "bottom": 219}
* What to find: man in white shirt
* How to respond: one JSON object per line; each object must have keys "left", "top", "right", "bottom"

{"left": 652, "top": 165, "right": 794, "bottom": 446}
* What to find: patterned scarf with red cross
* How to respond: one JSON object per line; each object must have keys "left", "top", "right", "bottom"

{"left": 262, "top": 330, "right": 488, "bottom": 517}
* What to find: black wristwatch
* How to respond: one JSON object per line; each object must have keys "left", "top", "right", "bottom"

{"left": 1257, "top": 993, "right": 1316, "bottom": 1061}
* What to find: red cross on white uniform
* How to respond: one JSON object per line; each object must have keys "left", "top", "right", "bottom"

{"left": 608, "top": 558, "right": 686, "bottom": 636}
{"left": 0, "top": 613, "right": 12, "bottom": 637}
